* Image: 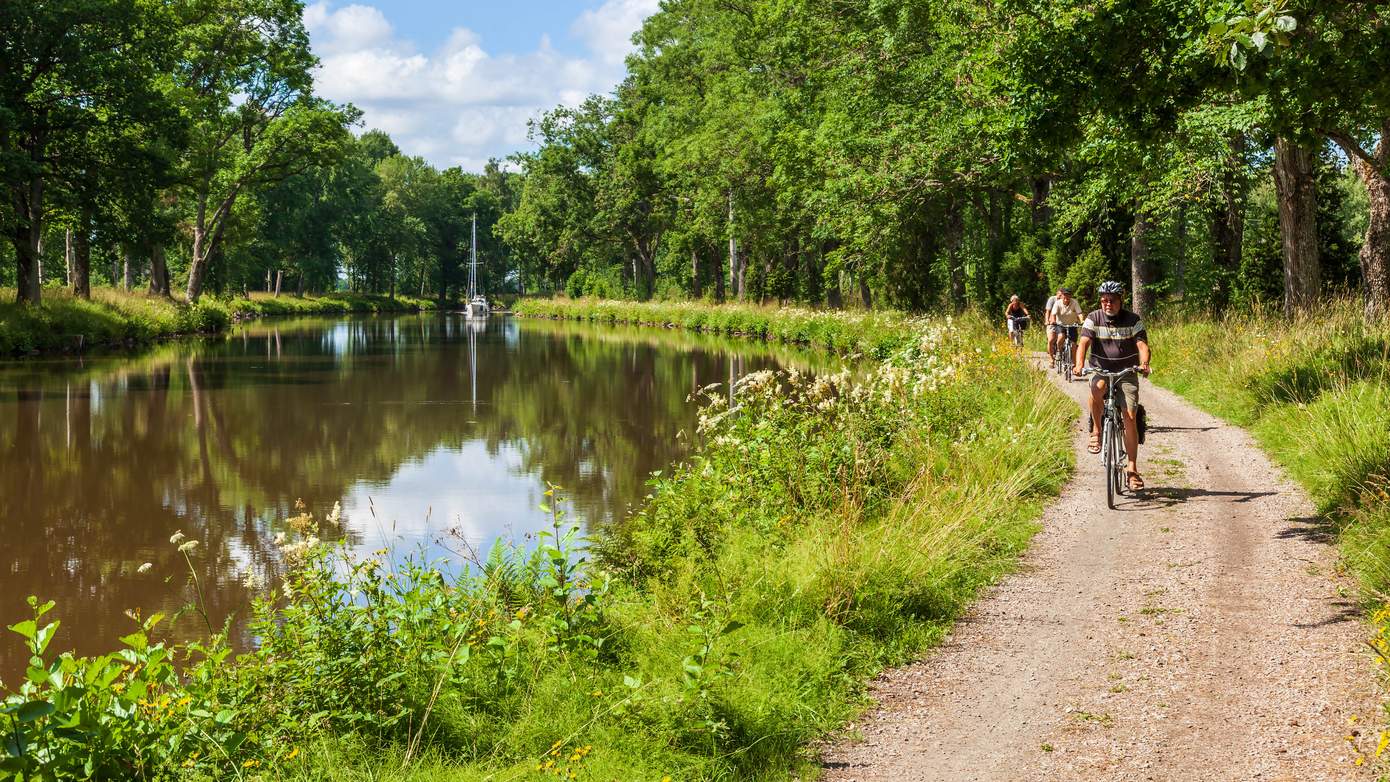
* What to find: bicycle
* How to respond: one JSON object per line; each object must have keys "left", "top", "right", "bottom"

{"left": 1055, "top": 325, "right": 1078, "bottom": 382}
{"left": 1080, "top": 366, "right": 1140, "bottom": 509}
{"left": 1007, "top": 315, "right": 1029, "bottom": 349}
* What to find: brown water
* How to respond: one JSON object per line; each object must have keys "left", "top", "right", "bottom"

{"left": 0, "top": 314, "right": 815, "bottom": 680}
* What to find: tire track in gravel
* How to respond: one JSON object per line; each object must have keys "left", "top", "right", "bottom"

{"left": 819, "top": 359, "right": 1381, "bottom": 782}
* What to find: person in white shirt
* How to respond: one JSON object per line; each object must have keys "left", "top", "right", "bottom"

{"left": 1048, "top": 287, "right": 1084, "bottom": 366}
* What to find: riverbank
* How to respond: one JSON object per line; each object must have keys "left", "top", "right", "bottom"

{"left": 2, "top": 302, "right": 1075, "bottom": 780}
{"left": 0, "top": 287, "right": 438, "bottom": 356}
{"left": 1149, "top": 301, "right": 1390, "bottom": 727}
{"left": 513, "top": 297, "right": 914, "bottom": 357}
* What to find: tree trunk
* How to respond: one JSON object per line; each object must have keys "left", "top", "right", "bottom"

{"left": 1273, "top": 137, "right": 1321, "bottom": 316}
{"left": 1174, "top": 204, "right": 1188, "bottom": 300}
{"left": 10, "top": 172, "right": 45, "bottom": 304}
{"left": 858, "top": 272, "right": 872, "bottom": 309}
{"left": 1352, "top": 148, "right": 1390, "bottom": 320}
{"left": 1130, "top": 211, "right": 1155, "bottom": 318}
{"left": 65, "top": 229, "right": 73, "bottom": 286}
{"left": 1030, "top": 176, "right": 1053, "bottom": 228}
{"left": 727, "top": 191, "right": 744, "bottom": 300}
{"left": 273, "top": 270, "right": 283, "bottom": 298}
{"left": 186, "top": 190, "right": 237, "bottom": 303}
{"left": 149, "top": 243, "right": 170, "bottom": 297}
{"left": 71, "top": 208, "right": 91, "bottom": 299}
{"left": 690, "top": 247, "right": 701, "bottom": 299}
{"left": 946, "top": 201, "right": 966, "bottom": 307}
{"left": 1210, "top": 133, "right": 1245, "bottom": 311}
{"left": 122, "top": 248, "right": 132, "bottom": 291}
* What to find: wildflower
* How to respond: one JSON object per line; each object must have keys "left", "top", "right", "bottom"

{"left": 286, "top": 747, "right": 300, "bottom": 761}
{"left": 327, "top": 501, "right": 342, "bottom": 526}
{"left": 178, "top": 540, "right": 199, "bottom": 554}
{"left": 274, "top": 532, "right": 286, "bottom": 546}
{"left": 169, "top": 530, "right": 185, "bottom": 545}
{"left": 241, "top": 570, "right": 265, "bottom": 591}
{"left": 137, "top": 562, "right": 153, "bottom": 574}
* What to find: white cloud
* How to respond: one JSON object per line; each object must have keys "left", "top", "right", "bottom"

{"left": 304, "top": 1, "right": 657, "bottom": 171}
{"left": 571, "top": 0, "right": 661, "bottom": 66}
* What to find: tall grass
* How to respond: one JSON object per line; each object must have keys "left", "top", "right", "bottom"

{"left": 0, "top": 287, "right": 438, "bottom": 356}
{"left": 2, "top": 305, "right": 1075, "bottom": 780}
{"left": 1150, "top": 299, "right": 1390, "bottom": 729}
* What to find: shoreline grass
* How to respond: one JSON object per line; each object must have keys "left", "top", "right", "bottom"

{"left": 0, "top": 287, "right": 438, "bottom": 357}
{"left": 2, "top": 300, "right": 1076, "bottom": 780}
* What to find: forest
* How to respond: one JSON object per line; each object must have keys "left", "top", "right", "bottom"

{"left": 3, "top": 0, "right": 1388, "bottom": 317}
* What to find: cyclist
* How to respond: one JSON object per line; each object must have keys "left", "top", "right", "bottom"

{"left": 1073, "top": 281, "right": 1151, "bottom": 491}
{"left": 1043, "top": 288, "right": 1059, "bottom": 361}
{"left": 1049, "top": 287, "right": 1084, "bottom": 367}
{"left": 1004, "top": 295, "right": 1030, "bottom": 343}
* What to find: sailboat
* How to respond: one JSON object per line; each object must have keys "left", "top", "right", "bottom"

{"left": 465, "top": 213, "right": 490, "bottom": 319}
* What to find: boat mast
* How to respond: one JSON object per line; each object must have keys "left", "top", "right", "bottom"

{"left": 468, "top": 213, "right": 477, "bottom": 300}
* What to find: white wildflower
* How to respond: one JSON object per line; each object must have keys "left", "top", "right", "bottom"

{"left": 326, "top": 501, "right": 342, "bottom": 526}
{"left": 274, "top": 532, "right": 287, "bottom": 546}
{"left": 137, "top": 562, "right": 153, "bottom": 574}
{"left": 178, "top": 539, "right": 199, "bottom": 553}
{"left": 169, "top": 530, "right": 185, "bottom": 545}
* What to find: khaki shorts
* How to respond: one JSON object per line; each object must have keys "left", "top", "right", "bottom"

{"left": 1091, "top": 372, "right": 1139, "bottom": 412}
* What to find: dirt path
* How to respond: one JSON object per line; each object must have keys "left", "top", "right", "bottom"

{"left": 820, "top": 361, "right": 1381, "bottom": 781}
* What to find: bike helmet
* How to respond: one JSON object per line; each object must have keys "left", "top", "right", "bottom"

{"left": 1098, "top": 280, "right": 1125, "bottom": 296}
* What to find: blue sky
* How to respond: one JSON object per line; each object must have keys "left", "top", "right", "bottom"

{"left": 304, "top": 0, "right": 659, "bottom": 171}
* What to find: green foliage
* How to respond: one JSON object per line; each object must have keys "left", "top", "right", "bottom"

{"left": 1061, "top": 245, "right": 1115, "bottom": 305}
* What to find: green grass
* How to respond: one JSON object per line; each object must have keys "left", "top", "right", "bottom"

{"left": 3, "top": 301, "right": 1076, "bottom": 780}
{"left": 0, "top": 287, "right": 438, "bottom": 356}
{"left": 1149, "top": 299, "right": 1390, "bottom": 745}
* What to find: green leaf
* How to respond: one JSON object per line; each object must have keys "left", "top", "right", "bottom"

{"left": 1230, "top": 43, "right": 1247, "bottom": 70}
{"left": 1208, "top": 21, "right": 1228, "bottom": 38}
{"left": 622, "top": 674, "right": 642, "bottom": 689}
{"left": 720, "top": 620, "right": 745, "bottom": 636}
{"left": 7, "top": 621, "right": 36, "bottom": 643}
{"left": 1273, "top": 15, "right": 1296, "bottom": 32}
{"left": 1251, "top": 31, "right": 1267, "bottom": 51}
{"left": 15, "top": 702, "right": 54, "bottom": 724}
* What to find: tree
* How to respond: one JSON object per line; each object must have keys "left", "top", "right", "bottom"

{"left": 0, "top": 0, "right": 178, "bottom": 304}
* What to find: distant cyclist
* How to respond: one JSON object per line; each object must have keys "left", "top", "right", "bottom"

{"left": 1004, "top": 295, "right": 1030, "bottom": 345}
{"left": 1042, "top": 288, "right": 1059, "bottom": 361}
{"left": 1048, "top": 287, "right": 1083, "bottom": 366}
{"left": 1073, "top": 281, "right": 1152, "bottom": 491}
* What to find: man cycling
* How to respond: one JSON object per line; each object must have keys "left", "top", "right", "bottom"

{"left": 1073, "top": 281, "right": 1152, "bottom": 491}
{"left": 1049, "top": 287, "right": 1084, "bottom": 367}
{"left": 1043, "top": 288, "right": 1059, "bottom": 361}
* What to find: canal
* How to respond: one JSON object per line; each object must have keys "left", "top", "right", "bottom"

{"left": 0, "top": 314, "right": 820, "bottom": 677}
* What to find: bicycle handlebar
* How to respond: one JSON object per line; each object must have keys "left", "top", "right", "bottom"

{"left": 1079, "top": 366, "right": 1150, "bottom": 378}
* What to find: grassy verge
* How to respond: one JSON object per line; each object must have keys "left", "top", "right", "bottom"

{"left": 1149, "top": 299, "right": 1390, "bottom": 755}
{"left": 513, "top": 298, "right": 917, "bottom": 358}
{"left": 0, "top": 287, "right": 438, "bottom": 356}
{"left": 2, "top": 304, "right": 1074, "bottom": 780}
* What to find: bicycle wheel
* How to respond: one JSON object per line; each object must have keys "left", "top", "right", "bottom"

{"left": 1110, "top": 413, "right": 1126, "bottom": 500}
{"left": 1103, "top": 415, "right": 1116, "bottom": 509}
{"left": 1061, "top": 342, "right": 1073, "bottom": 382}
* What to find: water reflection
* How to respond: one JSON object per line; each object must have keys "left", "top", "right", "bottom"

{"left": 0, "top": 315, "right": 817, "bottom": 677}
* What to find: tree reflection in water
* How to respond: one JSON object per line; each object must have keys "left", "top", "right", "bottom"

{"left": 0, "top": 315, "right": 821, "bottom": 676}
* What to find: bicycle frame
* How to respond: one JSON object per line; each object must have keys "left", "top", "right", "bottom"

{"left": 1083, "top": 367, "right": 1135, "bottom": 509}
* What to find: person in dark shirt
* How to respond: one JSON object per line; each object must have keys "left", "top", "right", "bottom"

{"left": 1074, "top": 280, "right": 1152, "bottom": 490}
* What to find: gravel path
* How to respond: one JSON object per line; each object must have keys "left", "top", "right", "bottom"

{"left": 820, "top": 361, "right": 1381, "bottom": 781}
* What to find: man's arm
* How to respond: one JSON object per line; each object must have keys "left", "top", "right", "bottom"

{"left": 1137, "top": 339, "right": 1151, "bottom": 374}
{"left": 1074, "top": 335, "right": 1091, "bottom": 374}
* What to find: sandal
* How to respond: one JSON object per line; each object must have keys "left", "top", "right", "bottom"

{"left": 1126, "top": 471, "right": 1145, "bottom": 491}
{"left": 1087, "top": 436, "right": 1101, "bottom": 455}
